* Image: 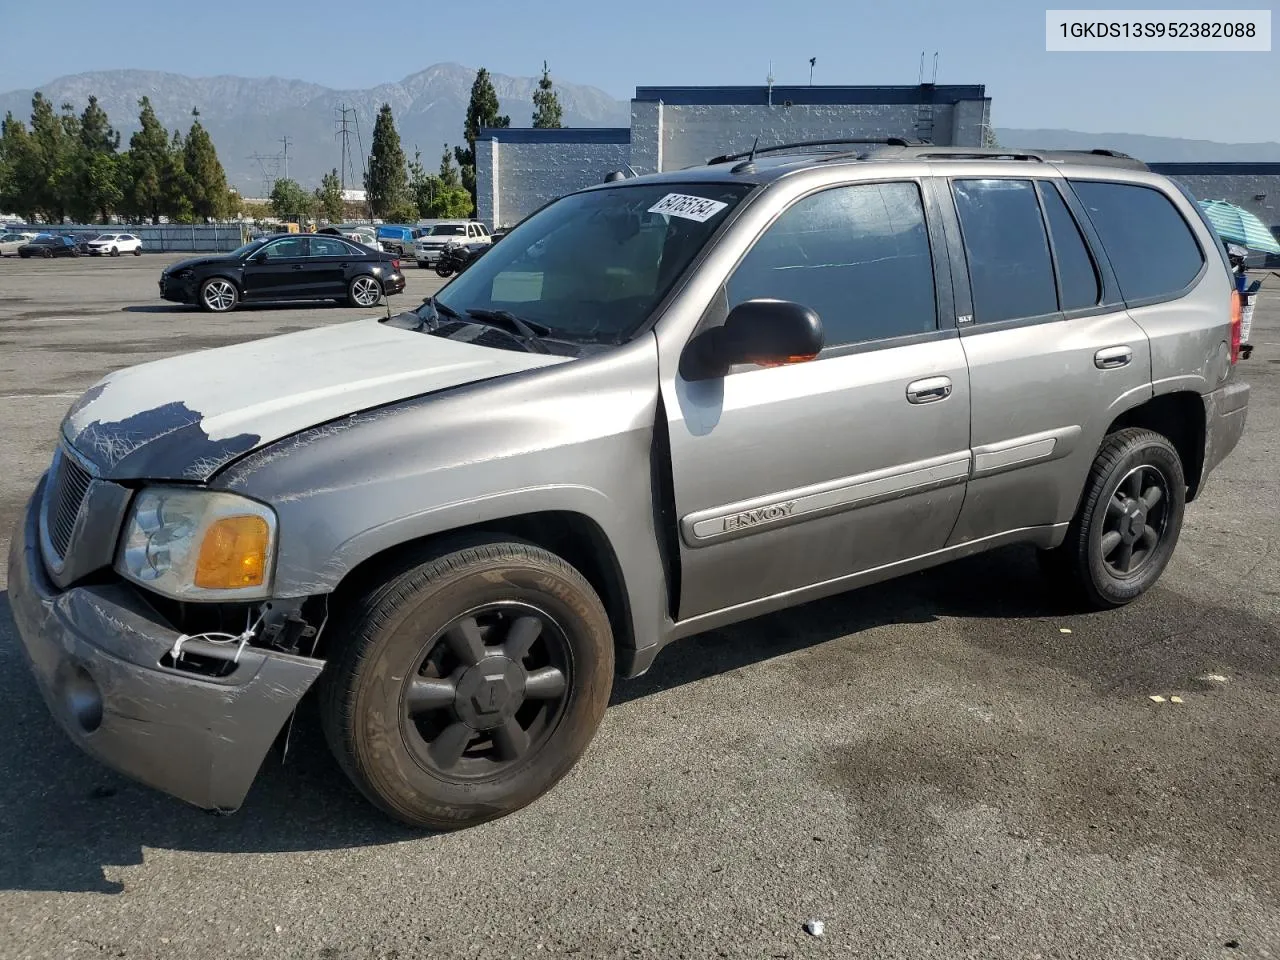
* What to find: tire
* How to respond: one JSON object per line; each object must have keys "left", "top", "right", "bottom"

{"left": 347, "top": 274, "right": 383, "bottom": 307}
{"left": 42, "top": 248, "right": 53, "bottom": 258}
{"left": 199, "top": 277, "right": 239, "bottom": 313}
{"left": 320, "top": 539, "right": 615, "bottom": 830}
{"left": 110, "top": 247, "right": 119, "bottom": 257}
{"left": 435, "top": 262, "right": 453, "bottom": 278}
{"left": 133, "top": 248, "right": 142, "bottom": 256}
{"left": 1040, "top": 428, "right": 1185, "bottom": 609}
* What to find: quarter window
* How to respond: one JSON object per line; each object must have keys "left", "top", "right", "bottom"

{"left": 953, "top": 179, "right": 1057, "bottom": 323}
{"left": 726, "top": 182, "right": 937, "bottom": 348}
{"left": 1038, "top": 183, "right": 1100, "bottom": 310}
{"left": 1070, "top": 180, "right": 1204, "bottom": 303}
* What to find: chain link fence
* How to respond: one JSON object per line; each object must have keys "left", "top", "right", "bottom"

{"left": 6, "top": 222, "right": 251, "bottom": 253}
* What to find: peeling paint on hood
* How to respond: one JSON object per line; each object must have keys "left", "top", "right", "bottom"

{"left": 62, "top": 318, "right": 572, "bottom": 481}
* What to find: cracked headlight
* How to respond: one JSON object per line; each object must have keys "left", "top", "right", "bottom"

{"left": 115, "top": 488, "right": 277, "bottom": 600}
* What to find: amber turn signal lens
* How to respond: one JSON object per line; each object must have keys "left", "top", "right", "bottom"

{"left": 194, "top": 515, "right": 270, "bottom": 589}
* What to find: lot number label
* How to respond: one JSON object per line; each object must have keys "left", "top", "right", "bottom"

{"left": 648, "top": 194, "right": 729, "bottom": 222}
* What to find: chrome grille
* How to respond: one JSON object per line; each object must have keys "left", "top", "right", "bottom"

{"left": 46, "top": 449, "right": 93, "bottom": 560}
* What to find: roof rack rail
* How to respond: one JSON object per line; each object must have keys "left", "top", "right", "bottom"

{"left": 864, "top": 144, "right": 1149, "bottom": 170}
{"left": 708, "top": 137, "right": 928, "bottom": 165}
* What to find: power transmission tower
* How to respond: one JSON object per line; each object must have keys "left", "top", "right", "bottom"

{"left": 247, "top": 152, "right": 282, "bottom": 198}
{"left": 278, "top": 135, "right": 292, "bottom": 181}
{"left": 335, "top": 104, "right": 362, "bottom": 193}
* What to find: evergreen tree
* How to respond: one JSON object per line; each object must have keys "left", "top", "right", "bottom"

{"left": 28, "top": 93, "right": 74, "bottom": 221}
{"left": 162, "top": 128, "right": 194, "bottom": 222}
{"left": 126, "top": 96, "right": 169, "bottom": 224}
{"left": 72, "top": 96, "right": 122, "bottom": 223}
{"left": 407, "top": 149, "right": 437, "bottom": 219}
{"left": 315, "top": 168, "right": 345, "bottom": 222}
{"left": 439, "top": 143, "right": 461, "bottom": 188}
{"left": 454, "top": 68, "right": 509, "bottom": 203}
{"left": 183, "top": 107, "right": 232, "bottom": 221}
{"left": 531, "top": 61, "right": 563, "bottom": 129}
{"left": 364, "top": 103, "right": 410, "bottom": 219}
{"left": 0, "top": 112, "right": 38, "bottom": 220}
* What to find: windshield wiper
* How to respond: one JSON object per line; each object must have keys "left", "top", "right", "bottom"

{"left": 465, "top": 309, "right": 552, "bottom": 353}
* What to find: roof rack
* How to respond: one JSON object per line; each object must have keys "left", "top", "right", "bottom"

{"left": 708, "top": 137, "right": 928, "bottom": 165}
{"left": 865, "top": 145, "right": 1149, "bottom": 170}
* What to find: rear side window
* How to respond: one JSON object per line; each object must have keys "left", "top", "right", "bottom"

{"left": 726, "top": 181, "right": 937, "bottom": 347}
{"left": 1038, "top": 183, "right": 1100, "bottom": 310}
{"left": 953, "top": 179, "right": 1057, "bottom": 323}
{"left": 1070, "top": 181, "right": 1204, "bottom": 302}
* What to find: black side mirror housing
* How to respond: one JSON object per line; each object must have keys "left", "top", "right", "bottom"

{"left": 680, "top": 299, "right": 824, "bottom": 381}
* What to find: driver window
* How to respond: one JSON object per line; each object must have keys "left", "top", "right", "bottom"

{"left": 262, "top": 237, "right": 307, "bottom": 259}
{"left": 726, "top": 182, "right": 937, "bottom": 348}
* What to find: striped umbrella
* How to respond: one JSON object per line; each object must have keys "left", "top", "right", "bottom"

{"left": 1197, "top": 199, "right": 1280, "bottom": 254}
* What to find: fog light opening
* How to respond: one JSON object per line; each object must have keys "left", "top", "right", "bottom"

{"left": 64, "top": 666, "right": 103, "bottom": 733}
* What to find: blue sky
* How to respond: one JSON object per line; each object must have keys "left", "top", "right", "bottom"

{"left": 1, "top": 0, "right": 1276, "bottom": 141}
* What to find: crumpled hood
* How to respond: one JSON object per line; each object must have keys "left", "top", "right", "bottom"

{"left": 62, "top": 318, "right": 572, "bottom": 481}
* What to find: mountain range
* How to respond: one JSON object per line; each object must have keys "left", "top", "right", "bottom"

{"left": 2, "top": 67, "right": 1277, "bottom": 193}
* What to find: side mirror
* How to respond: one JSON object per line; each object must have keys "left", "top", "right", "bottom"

{"left": 680, "top": 299, "right": 824, "bottom": 381}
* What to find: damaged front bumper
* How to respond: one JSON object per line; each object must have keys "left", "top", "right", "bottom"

{"left": 6, "top": 485, "right": 325, "bottom": 812}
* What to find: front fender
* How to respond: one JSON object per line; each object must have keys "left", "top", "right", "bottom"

{"left": 214, "top": 336, "right": 670, "bottom": 659}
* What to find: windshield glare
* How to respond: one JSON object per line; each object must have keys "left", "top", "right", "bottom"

{"left": 433, "top": 183, "right": 751, "bottom": 343}
{"left": 230, "top": 240, "right": 265, "bottom": 258}
{"left": 429, "top": 224, "right": 468, "bottom": 236}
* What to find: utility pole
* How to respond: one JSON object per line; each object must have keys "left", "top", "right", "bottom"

{"left": 809, "top": 57, "right": 816, "bottom": 86}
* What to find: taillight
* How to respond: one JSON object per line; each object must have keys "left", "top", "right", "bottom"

{"left": 1230, "top": 291, "right": 1242, "bottom": 364}
{"left": 391, "top": 258, "right": 400, "bottom": 272}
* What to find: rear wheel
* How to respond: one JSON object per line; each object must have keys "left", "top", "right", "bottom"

{"left": 1040, "top": 428, "right": 1185, "bottom": 608}
{"left": 347, "top": 275, "right": 382, "bottom": 307}
{"left": 133, "top": 248, "right": 142, "bottom": 256}
{"left": 435, "top": 262, "right": 453, "bottom": 278}
{"left": 320, "top": 539, "right": 614, "bottom": 829}
{"left": 199, "top": 277, "right": 239, "bottom": 312}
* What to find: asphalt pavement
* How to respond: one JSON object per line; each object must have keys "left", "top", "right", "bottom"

{"left": 0, "top": 253, "right": 1277, "bottom": 960}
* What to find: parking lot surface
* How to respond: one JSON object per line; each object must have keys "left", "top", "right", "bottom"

{"left": 1, "top": 254, "right": 1278, "bottom": 960}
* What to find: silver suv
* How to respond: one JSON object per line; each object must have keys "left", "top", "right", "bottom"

{"left": 8, "top": 142, "right": 1249, "bottom": 829}
{"left": 414, "top": 220, "right": 490, "bottom": 267}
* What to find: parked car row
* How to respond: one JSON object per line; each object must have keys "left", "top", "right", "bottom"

{"left": 3, "top": 231, "right": 145, "bottom": 258}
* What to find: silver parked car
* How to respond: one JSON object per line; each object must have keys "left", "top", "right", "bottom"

{"left": 7, "top": 142, "right": 1249, "bottom": 829}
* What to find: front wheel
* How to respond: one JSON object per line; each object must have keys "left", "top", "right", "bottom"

{"left": 320, "top": 539, "right": 615, "bottom": 829}
{"left": 1040, "top": 428, "right": 1185, "bottom": 609}
{"left": 199, "top": 277, "right": 239, "bottom": 312}
{"left": 347, "top": 274, "right": 382, "bottom": 307}
{"left": 42, "top": 248, "right": 53, "bottom": 258}
{"left": 110, "top": 247, "right": 119, "bottom": 257}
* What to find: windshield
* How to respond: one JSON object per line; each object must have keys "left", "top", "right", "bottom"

{"left": 429, "top": 224, "right": 468, "bottom": 236}
{"left": 433, "top": 182, "right": 752, "bottom": 343}
{"left": 229, "top": 239, "right": 266, "bottom": 258}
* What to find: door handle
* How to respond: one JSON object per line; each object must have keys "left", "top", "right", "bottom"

{"left": 906, "top": 376, "right": 953, "bottom": 404}
{"left": 1094, "top": 346, "right": 1132, "bottom": 369}
{"left": 291, "top": 264, "right": 304, "bottom": 271}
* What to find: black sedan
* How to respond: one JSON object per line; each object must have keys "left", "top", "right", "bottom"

{"left": 18, "top": 235, "right": 83, "bottom": 258}
{"left": 158, "top": 234, "right": 406, "bottom": 313}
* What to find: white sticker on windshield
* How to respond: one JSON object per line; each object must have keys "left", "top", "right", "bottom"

{"left": 648, "top": 193, "right": 729, "bottom": 222}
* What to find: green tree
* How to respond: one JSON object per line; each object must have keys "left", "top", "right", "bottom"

{"left": 268, "top": 177, "right": 314, "bottom": 220}
{"left": 28, "top": 93, "right": 75, "bottom": 221}
{"left": 0, "top": 112, "right": 38, "bottom": 219}
{"left": 70, "top": 96, "right": 122, "bottom": 223}
{"left": 531, "top": 61, "right": 563, "bottom": 129}
{"left": 365, "top": 103, "right": 410, "bottom": 219}
{"left": 125, "top": 96, "right": 170, "bottom": 223}
{"left": 162, "top": 128, "right": 194, "bottom": 222}
{"left": 454, "top": 68, "right": 509, "bottom": 203}
{"left": 183, "top": 108, "right": 232, "bottom": 221}
{"left": 314, "top": 167, "right": 344, "bottom": 222}
{"left": 407, "top": 149, "right": 437, "bottom": 219}
{"left": 439, "top": 143, "right": 461, "bottom": 188}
